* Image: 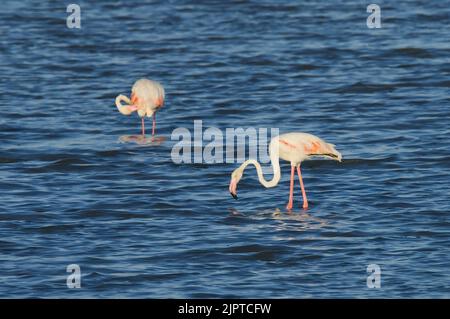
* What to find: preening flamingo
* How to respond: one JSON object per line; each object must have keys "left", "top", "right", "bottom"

{"left": 115, "top": 78, "right": 165, "bottom": 137}
{"left": 229, "top": 132, "right": 342, "bottom": 210}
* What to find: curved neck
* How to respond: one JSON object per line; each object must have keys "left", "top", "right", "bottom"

{"left": 115, "top": 94, "right": 131, "bottom": 108}
{"left": 115, "top": 94, "right": 135, "bottom": 115}
{"left": 240, "top": 150, "right": 281, "bottom": 188}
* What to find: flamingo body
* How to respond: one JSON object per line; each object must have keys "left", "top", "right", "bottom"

{"left": 131, "top": 79, "right": 165, "bottom": 118}
{"left": 229, "top": 132, "right": 341, "bottom": 210}
{"left": 276, "top": 132, "right": 341, "bottom": 164}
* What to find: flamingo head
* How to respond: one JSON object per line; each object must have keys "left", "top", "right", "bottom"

{"left": 229, "top": 168, "right": 243, "bottom": 200}
{"left": 129, "top": 91, "right": 143, "bottom": 111}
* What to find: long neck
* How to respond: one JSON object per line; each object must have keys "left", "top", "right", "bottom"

{"left": 115, "top": 95, "right": 133, "bottom": 115}
{"left": 240, "top": 148, "right": 281, "bottom": 188}
{"left": 115, "top": 94, "right": 131, "bottom": 108}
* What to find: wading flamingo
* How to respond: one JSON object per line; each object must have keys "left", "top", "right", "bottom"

{"left": 115, "top": 79, "right": 165, "bottom": 137}
{"left": 229, "top": 132, "right": 342, "bottom": 210}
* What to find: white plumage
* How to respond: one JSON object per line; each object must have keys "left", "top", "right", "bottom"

{"left": 131, "top": 79, "right": 165, "bottom": 118}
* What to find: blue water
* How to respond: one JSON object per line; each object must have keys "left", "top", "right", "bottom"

{"left": 1, "top": 0, "right": 450, "bottom": 298}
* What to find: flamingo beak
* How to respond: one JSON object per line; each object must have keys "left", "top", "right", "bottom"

{"left": 229, "top": 178, "right": 237, "bottom": 199}
{"left": 229, "top": 179, "right": 238, "bottom": 200}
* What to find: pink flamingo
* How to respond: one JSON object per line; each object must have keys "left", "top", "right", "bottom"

{"left": 115, "top": 79, "right": 165, "bottom": 137}
{"left": 229, "top": 132, "right": 342, "bottom": 210}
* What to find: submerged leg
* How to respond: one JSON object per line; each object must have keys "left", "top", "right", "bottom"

{"left": 152, "top": 113, "right": 156, "bottom": 137}
{"left": 286, "top": 165, "right": 295, "bottom": 211}
{"left": 141, "top": 117, "right": 145, "bottom": 137}
{"left": 297, "top": 165, "right": 308, "bottom": 209}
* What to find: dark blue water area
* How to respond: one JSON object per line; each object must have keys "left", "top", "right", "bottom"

{"left": 0, "top": 0, "right": 449, "bottom": 298}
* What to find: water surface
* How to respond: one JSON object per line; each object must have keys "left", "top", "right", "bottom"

{"left": 0, "top": 0, "right": 449, "bottom": 298}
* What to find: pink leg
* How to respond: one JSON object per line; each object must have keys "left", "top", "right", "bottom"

{"left": 286, "top": 165, "right": 295, "bottom": 210}
{"left": 141, "top": 118, "right": 145, "bottom": 137}
{"left": 297, "top": 165, "right": 308, "bottom": 209}
{"left": 152, "top": 113, "right": 156, "bottom": 137}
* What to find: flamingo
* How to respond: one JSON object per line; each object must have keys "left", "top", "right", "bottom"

{"left": 228, "top": 132, "right": 342, "bottom": 210}
{"left": 115, "top": 78, "right": 165, "bottom": 137}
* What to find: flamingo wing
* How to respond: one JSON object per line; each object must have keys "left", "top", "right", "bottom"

{"left": 278, "top": 133, "right": 341, "bottom": 161}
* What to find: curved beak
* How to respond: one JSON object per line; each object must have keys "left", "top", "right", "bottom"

{"left": 229, "top": 178, "right": 238, "bottom": 200}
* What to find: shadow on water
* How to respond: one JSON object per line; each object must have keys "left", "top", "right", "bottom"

{"left": 118, "top": 135, "right": 166, "bottom": 146}
{"left": 226, "top": 208, "right": 328, "bottom": 231}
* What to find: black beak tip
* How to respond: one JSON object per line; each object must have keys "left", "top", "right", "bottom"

{"left": 230, "top": 192, "right": 238, "bottom": 200}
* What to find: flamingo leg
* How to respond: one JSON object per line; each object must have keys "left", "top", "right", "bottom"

{"left": 297, "top": 165, "right": 309, "bottom": 209}
{"left": 286, "top": 165, "right": 295, "bottom": 211}
{"left": 141, "top": 117, "right": 145, "bottom": 137}
{"left": 152, "top": 113, "right": 156, "bottom": 137}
